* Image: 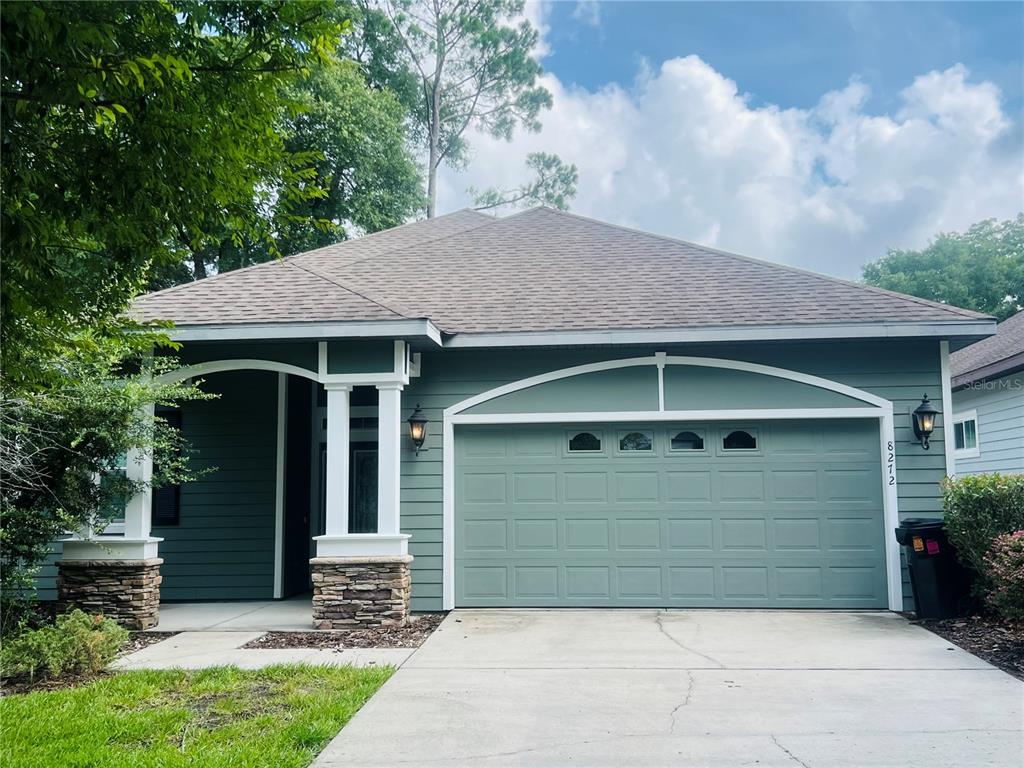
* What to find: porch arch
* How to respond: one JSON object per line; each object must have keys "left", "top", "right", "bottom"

{"left": 156, "top": 358, "right": 320, "bottom": 385}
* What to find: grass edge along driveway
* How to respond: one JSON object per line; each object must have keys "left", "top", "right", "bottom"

{"left": 1, "top": 664, "right": 393, "bottom": 768}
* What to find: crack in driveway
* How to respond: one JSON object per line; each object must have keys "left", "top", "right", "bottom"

{"left": 668, "top": 670, "right": 695, "bottom": 733}
{"left": 771, "top": 734, "right": 813, "bottom": 767}
{"left": 655, "top": 611, "right": 726, "bottom": 668}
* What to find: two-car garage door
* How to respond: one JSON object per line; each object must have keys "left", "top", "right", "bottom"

{"left": 455, "top": 420, "right": 887, "bottom": 608}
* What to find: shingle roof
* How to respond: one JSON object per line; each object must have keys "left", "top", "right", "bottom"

{"left": 134, "top": 206, "right": 991, "bottom": 335}
{"left": 950, "top": 310, "right": 1024, "bottom": 387}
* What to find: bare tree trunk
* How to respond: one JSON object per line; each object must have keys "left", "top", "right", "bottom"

{"left": 426, "top": 14, "right": 445, "bottom": 219}
{"left": 192, "top": 251, "right": 207, "bottom": 280}
{"left": 426, "top": 139, "right": 438, "bottom": 218}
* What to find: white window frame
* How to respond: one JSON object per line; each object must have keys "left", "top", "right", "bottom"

{"left": 952, "top": 410, "right": 980, "bottom": 459}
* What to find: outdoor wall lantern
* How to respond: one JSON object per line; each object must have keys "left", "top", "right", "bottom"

{"left": 407, "top": 404, "right": 428, "bottom": 454}
{"left": 912, "top": 394, "right": 939, "bottom": 450}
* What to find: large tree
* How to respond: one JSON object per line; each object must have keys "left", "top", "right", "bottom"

{"left": 862, "top": 215, "right": 1024, "bottom": 321}
{"left": 372, "top": 0, "right": 558, "bottom": 217}
{"left": 2, "top": 0, "right": 345, "bottom": 385}
{"left": 0, "top": 1, "right": 343, "bottom": 613}
{"left": 150, "top": 58, "right": 425, "bottom": 286}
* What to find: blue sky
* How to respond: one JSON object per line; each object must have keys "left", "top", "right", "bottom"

{"left": 438, "top": 1, "right": 1024, "bottom": 277}
{"left": 541, "top": 2, "right": 1023, "bottom": 115}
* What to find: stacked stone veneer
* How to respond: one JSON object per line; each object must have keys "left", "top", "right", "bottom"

{"left": 311, "top": 556, "right": 413, "bottom": 629}
{"left": 57, "top": 559, "right": 163, "bottom": 630}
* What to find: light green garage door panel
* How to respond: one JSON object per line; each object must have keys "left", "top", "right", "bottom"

{"left": 455, "top": 420, "right": 887, "bottom": 608}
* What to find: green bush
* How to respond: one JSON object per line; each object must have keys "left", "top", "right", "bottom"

{"left": 984, "top": 531, "right": 1024, "bottom": 620}
{"left": 942, "top": 474, "right": 1024, "bottom": 591}
{"left": 0, "top": 610, "right": 128, "bottom": 683}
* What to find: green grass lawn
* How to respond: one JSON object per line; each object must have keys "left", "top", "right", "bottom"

{"left": 1, "top": 665, "right": 393, "bottom": 768}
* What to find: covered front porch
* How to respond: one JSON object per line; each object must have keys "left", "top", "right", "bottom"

{"left": 54, "top": 337, "right": 429, "bottom": 630}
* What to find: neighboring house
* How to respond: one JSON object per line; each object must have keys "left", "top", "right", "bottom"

{"left": 49, "top": 207, "right": 996, "bottom": 628}
{"left": 949, "top": 311, "right": 1024, "bottom": 476}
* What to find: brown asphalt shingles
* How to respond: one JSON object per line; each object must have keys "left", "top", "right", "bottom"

{"left": 134, "top": 207, "right": 990, "bottom": 334}
{"left": 951, "top": 310, "right": 1024, "bottom": 385}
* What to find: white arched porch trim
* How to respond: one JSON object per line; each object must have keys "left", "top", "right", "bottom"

{"left": 441, "top": 355, "right": 902, "bottom": 611}
{"left": 156, "top": 358, "right": 320, "bottom": 385}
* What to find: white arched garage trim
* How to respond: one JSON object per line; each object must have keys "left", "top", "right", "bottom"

{"left": 441, "top": 354, "right": 902, "bottom": 611}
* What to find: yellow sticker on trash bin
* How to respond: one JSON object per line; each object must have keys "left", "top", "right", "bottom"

{"left": 912, "top": 536, "right": 925, "bottom": 552}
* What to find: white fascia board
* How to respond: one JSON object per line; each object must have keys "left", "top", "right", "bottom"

{"left": 167, "top": 319, "right": 443, "bottom": 345}
{"left": 442, "top": 320, "right": 997, "bottom": 349}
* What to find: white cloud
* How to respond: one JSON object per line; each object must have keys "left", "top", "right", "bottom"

{"left": 521, "top": 0, "right": 553, "bottom": 58}
{"left": 437, "top": 57, "right": 1023, "bottom": 277}
{"left": 571, "top": 0, "right": 601, "bottom": 28}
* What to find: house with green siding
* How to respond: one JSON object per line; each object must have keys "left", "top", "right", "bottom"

{"left": 949, "top": 311, "right": 1024, "bottom": 476}
{"left": 51, "top": 207, "right": 996, "bottom": 628}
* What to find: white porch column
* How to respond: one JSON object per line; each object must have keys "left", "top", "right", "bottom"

{"left": 376, "top": 383, "right": 403, "bottom": 536}
{"left": 123, "top": 403, "right": 155, "bottom": 540}
{"left": 324, "top": 385, "right": 352, "bottom": 536}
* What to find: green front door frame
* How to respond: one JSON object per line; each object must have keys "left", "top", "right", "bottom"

{"left": 440, "top": 354, "right": 903, "bottom": 611}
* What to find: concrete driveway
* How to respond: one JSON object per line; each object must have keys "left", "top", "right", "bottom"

{"left": 313, "top": 610, "right": 1023, "bottom": 768}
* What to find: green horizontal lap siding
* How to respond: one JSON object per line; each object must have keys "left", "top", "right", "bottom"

{"left": 456, "top": 421, "right": 886, "bottom": 607}
{"left": 157, "top": 370, "right": 278, "bottom": 600}
{"left": 327, "top": 340, "right": 394, "bottom": 373}
{"left": 400, "top": 340, "right": 948, "bottom": 611}
{"left": 664, "top": 366, "right": 871, "bottom": 410}
{"left": 467, "top": 366, "right": 659, "bottom": 414}
{"left": 952, "top": 373, "right": 1024, "bottom": 476}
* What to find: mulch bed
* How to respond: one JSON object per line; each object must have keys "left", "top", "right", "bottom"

{"left": 121, "top": 631, "right": 178, "bottom": 656}
{"left": 914, "top": 614, "right": 1024, "bottom": 680}
{"left": 242, "top": 612, "right": 446, "bottom": 650}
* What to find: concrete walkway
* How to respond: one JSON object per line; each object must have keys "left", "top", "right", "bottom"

{"left": 313, "top": 609, "right": 1024, "bottom": 768}
{"left": 153, "top": 596, "right": 314, "bottom": 632}
{"left": 114, "top": 631, "right": 412, "bottom": 670}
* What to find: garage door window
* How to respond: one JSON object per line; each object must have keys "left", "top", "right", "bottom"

{"left": 618, "top": 430, "right": 654, "bottom": 452}
{"left": 568, "top": 431, "right": 602, "bottom": 452}
{"left": 723, "top": 429, "right": 757, "bottom": 450}
{"left": 670, "top": 430, "right": 705, "bottom": 451}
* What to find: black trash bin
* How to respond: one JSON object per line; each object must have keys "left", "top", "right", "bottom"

{"left": 894, "top": 518, "right": 973, "bottom": 619}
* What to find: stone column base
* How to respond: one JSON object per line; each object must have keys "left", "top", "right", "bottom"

{"left": 57, "top": 558, "right": 163, "bottom": 630}
{"left": 311, "top": 555, "right": 412, "bottom": 629}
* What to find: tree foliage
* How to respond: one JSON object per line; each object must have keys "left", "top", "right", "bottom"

{"left": 373, "top": 0, "right": 555, "bottom": 216}
{"left": 277, "top": 61, "right": 423, "bottom": 254}
{"left": 470, "top": 151, "right": 578, "bottom": 212}
{"left": 0, "top": 1, "right": 345, "bottom": 609}
{"left": 2, "top": 0, "right": 346, "bottom": 386}
{"left": 862, "top": 215, "right": 1024, "bottom": 320}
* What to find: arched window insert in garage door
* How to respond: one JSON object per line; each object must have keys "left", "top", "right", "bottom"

{"left": 442, "top": 354, "right": 902, "bottom": 612}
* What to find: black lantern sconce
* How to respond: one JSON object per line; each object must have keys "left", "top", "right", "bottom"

{"left": 912, "top": 394, "right": 939, "bottom": 450}
{"left": 407, "top": 403, "right": 428, "bottom": 454}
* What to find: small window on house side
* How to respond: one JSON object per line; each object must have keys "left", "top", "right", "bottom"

{"left": 569, "top": 431, "right": 602, "bottom": 452}
{"left": 152, "top": 410, "right": 182, "bottom": 526}
{"left": 619, "top": 431, "right": 654, "bottom": 452}
{"left": 723, "top": 430, "right": 757, "bottom": 450}
{"left": 953, "top": 412, "right": 979, "bottom": 458}
{"left": 671, "top": 430, "right": 705, "bottom": 451}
